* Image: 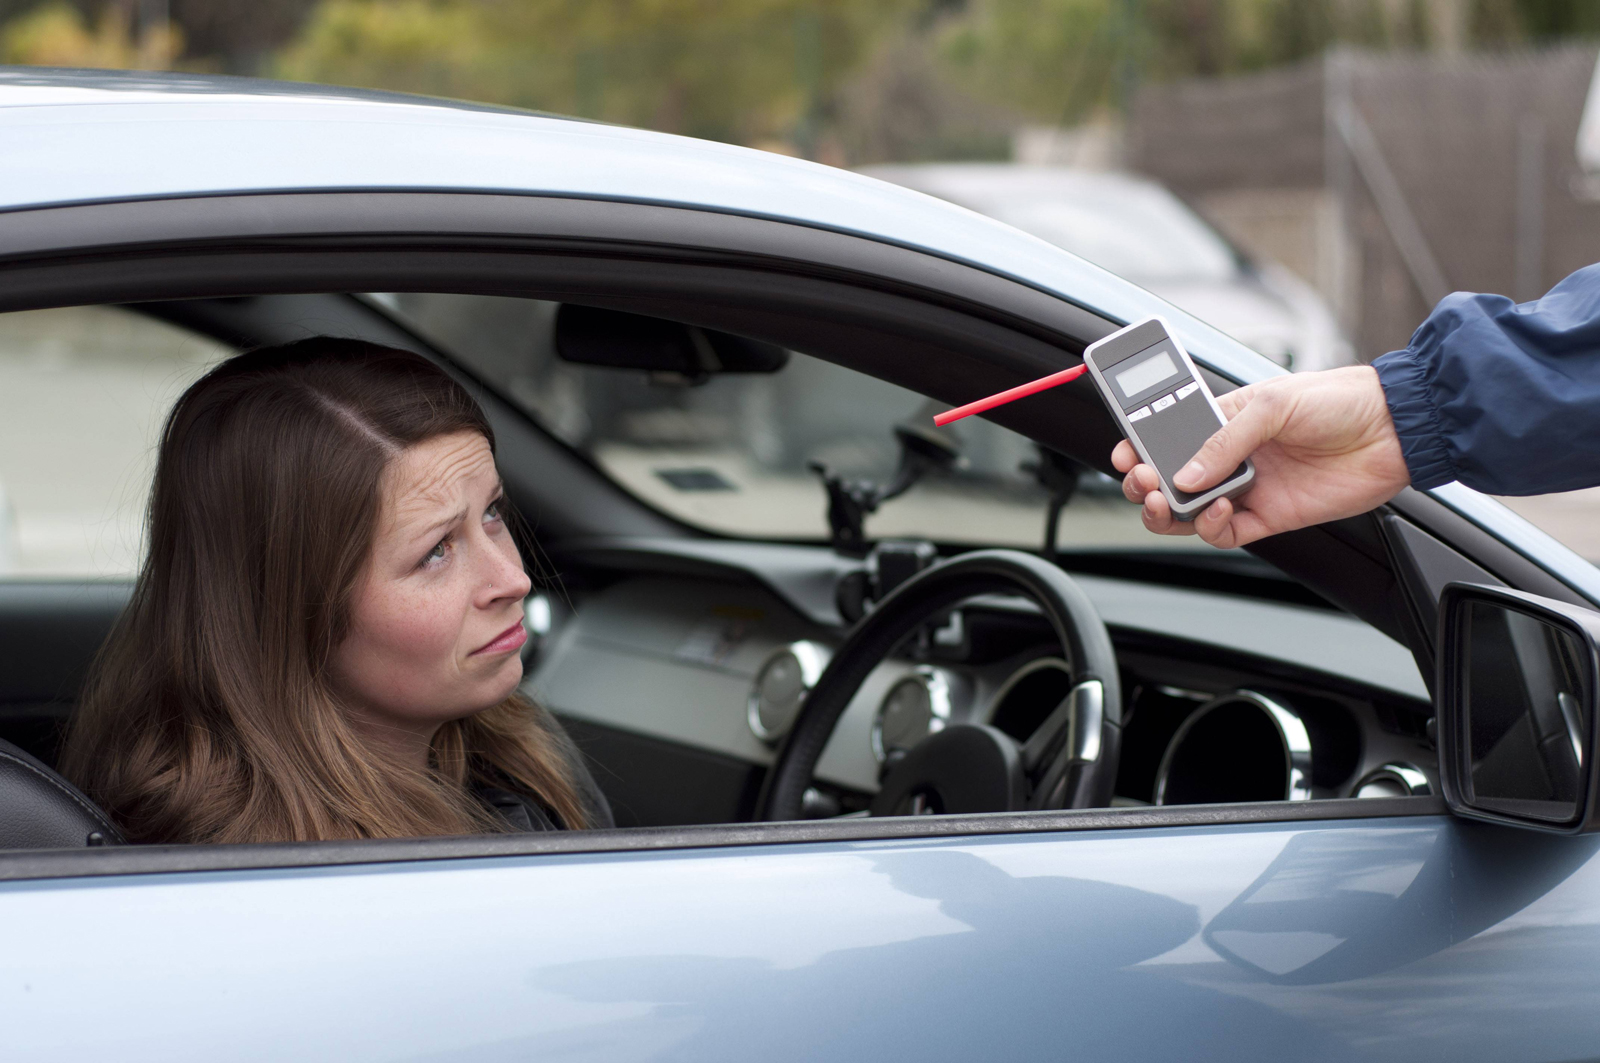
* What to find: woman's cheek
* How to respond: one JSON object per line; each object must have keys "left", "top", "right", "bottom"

{"left": 378, "top": 582, "right": 464, "bottom": 666}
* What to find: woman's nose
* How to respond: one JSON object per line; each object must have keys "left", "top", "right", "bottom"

{"left": 479, "top": 532, "right": 532, "bottom": 606}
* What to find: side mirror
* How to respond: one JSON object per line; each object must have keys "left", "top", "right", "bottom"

{"left": 1438, "top": 582, "right": 1600, "bottom": 833}
{"left": 554, "top": 303, "right": 788, "bottom": 383}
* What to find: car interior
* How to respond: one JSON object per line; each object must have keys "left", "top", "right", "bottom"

{"left": 0, "top": 193, "right": 1577, "bottom": 854}
{"left": 0, "top": 286, "right": 1431, "bottom": 835}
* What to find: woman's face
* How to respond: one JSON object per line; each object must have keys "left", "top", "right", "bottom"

{"left": 329, "top": 430, "right": 531, "bottom": 761}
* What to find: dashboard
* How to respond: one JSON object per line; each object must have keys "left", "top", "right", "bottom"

{"left": 529, "top": 538, "right": 1438, "bottom": 819}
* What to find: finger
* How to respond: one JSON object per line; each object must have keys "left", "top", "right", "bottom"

{"left": 1214, "top": 506, "right": 1276, "bottom": 549}
{"left": 1122, "top": 463, "right": 1159, "bottom": 504}
{"left": 1193, "top": 497, "right": 1236, "bottom": 547}
{"left": 1141, "top": 486, "right": 1196, "bottom": 536}
{"left": 1172, "top": 387, "right": 1285, "bottom": 493}
{"left": 1194, "top": 497, "right": 1274, "bottom": 550}
{"left": 1111, "top": 439, "right": 1139, "bottom": 473}
{"left": 1214, "top": 385, "right": 1252, "bottom": 420}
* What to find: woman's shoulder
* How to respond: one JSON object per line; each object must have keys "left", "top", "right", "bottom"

{"left": 472, "top": 780, "right": 562, "bottom": 832}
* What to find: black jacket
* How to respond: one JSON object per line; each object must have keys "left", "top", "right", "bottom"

{"left": 472, "top": 711, "right": 615, "bottom": 832}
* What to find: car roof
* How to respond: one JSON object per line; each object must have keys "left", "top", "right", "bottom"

{"left": 0, "top": 67, "right": 1273, "bottom": 383}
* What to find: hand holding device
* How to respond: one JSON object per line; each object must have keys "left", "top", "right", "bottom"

{"left": 1115, "top": 364, "right": 1411, "bottom": 548}
{"left": 1083, "top": 317, "right": 1254, "bottom": 521}
{"left": 933, "top": 320, "right": 1245, "bottom": 522}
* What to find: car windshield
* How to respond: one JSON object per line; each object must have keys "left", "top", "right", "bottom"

{"left": 374, "top": 293, "right": 1188, "bottom": 553}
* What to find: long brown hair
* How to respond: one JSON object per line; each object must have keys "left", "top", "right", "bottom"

{"left": 61, "top": 338, "right": 588, "bottom": 844}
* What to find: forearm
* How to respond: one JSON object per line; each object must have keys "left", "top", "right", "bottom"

{"left": 1373, "top": 262, "right": 1600, "bottom": 496}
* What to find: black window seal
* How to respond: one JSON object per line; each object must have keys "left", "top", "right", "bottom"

{"left": 0, "top": 795, "right": 1446, "bottom": 884}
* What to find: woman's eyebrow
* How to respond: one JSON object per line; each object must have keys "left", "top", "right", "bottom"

{"left": 405, "top": 483, "right": 503, "bottom": 544}
{"left": 409, "top": 506, "right": 468, "bottom": 544}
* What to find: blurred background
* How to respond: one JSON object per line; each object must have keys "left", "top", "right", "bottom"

{"left": 5, "top": 0, "right": 1600, "bottom": 565}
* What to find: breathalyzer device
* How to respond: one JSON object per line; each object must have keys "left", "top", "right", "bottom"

{"left": 1083, "top": 316, "right": 1254, "bottom": 521}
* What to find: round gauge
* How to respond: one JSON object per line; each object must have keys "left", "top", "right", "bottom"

{"left": 1154, "top": 690, "right": 1313, "bottom": 805}
{"left": 872, "top": 669, "right": 952, "bottom": 763}
{"left": 1352, "top": 762, "right": 1432, "bottom": 798}
{"left": 747, "top": 641, "right": 829, "bottom": 744}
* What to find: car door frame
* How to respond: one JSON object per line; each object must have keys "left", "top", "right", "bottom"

{"left": 0, "top": 187, "right": 1579, "bottom": 883}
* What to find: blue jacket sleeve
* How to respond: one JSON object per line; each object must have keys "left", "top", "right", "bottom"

{"left": 1372, "top": 262, "right": 1600, "bottom": 496}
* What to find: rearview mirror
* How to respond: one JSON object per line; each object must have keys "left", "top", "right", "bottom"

{"left": 554, "top": 303, "right": 788, "bottom": 383}
{"left": 1438, "top": 582, "right": 1600, "bottom": 833}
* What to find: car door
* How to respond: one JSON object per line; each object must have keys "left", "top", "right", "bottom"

{"left": 2, "top": 189, "right": 1600, "bottom": 1062}
{"left": 4, "top": 810, "right": 1597, "bottom": 1060}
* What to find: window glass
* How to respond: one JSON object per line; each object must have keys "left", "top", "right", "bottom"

{"left": 0, "top": 307, "right": 231, "bottom": 577}
{"left": 375, "top": 293, "right": 1185, "bottom": 552}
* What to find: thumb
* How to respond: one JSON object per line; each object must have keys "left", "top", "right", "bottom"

{"left": 1173, "top": 390, "right": 1283, "bottom": 492}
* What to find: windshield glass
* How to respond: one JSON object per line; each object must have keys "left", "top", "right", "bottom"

{"left": 374, "top": 293, "right": 1190, "bottom": 552}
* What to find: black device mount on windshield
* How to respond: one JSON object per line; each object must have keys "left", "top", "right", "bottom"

{"left": 809, "top": 423, "right": 960, "bottom": 558}
{"left": 1021, "top": 445, "right": 1084, "bottom": 562}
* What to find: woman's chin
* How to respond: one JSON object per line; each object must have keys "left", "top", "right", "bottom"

{"left": 484, "top": 654, "right": 526, "bottom": 702}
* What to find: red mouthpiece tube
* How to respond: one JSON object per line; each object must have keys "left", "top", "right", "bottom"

{"left": 932, "top": 363, "right": 1088, "bottom": 427}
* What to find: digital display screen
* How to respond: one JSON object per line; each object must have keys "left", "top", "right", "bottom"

{"left": 1115, "top": 350, "right": 1181, "bottom": 398}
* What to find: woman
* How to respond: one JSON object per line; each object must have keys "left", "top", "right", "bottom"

{"left": 61, "top": 338, "right": 612, "bottom": 843}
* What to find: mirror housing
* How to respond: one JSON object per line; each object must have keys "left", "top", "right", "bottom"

{"left": 554, "top": 303, "right": 788, "bottom": 383}
{"left": 1438, "top": 582, "right": 1600, "bottom": 833}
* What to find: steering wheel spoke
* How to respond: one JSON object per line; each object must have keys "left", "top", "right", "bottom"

{"left": 1023, "top": 679, "right": 1106, "bottom": 810}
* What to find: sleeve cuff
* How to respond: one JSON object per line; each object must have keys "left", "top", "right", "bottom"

{"left": 1372, "top": 347, "right": 1458, "bottom": 490}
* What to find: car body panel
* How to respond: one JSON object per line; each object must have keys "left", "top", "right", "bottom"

{"left": 2, "top": 815, "right": 1596, "bottom": 1061}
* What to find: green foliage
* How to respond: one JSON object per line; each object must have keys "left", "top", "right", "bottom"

{"left": 275, "top": 0, "right": 503, "bottom": 102}
{"left": 276, "top": 0, "right": 913, "bottom": 146}
{"left": 2, "top": 0, "right": 1596, "bottom": 159}
{"left": 1475, "top": 0, "right": 1600, "bottom": 44}
{"left": 938, "top": 0, "right": 1119, "bottom": 124}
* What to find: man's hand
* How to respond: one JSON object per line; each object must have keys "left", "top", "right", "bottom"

{"left": 1112, "top": 365, "right": 1411, "bottom": 548}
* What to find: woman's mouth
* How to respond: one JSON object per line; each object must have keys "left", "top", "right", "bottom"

{"left": 471, "top": 621, "right": 528, "bottom": 657}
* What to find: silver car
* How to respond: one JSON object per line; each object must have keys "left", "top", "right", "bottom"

{"left": 0, "top": 69, "right": 1597, "bottom": 1062}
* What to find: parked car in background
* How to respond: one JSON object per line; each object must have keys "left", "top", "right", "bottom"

{"left": 863, "top": 164, "right": 1353, "bottom": 373}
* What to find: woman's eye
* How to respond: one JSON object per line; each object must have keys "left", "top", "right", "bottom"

{"left": 422, "top": 540, "right": 448, "bottom": 567}
{"left": 485, "top": 499, "right": 504, "bottom": 524}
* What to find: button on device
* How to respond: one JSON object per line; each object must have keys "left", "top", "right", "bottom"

{"left": 1128, "top": 406, "right": 1152, "bottom": 422}
{"left": 1152, "top": 394, "right": 1177, "bottom": 412}
{"left": 1175, "top": 381, "right": 1200, "bottom": 400}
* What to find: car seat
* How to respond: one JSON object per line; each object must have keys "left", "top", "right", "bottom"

{"left": 0, "top": 737, "right": 122, "bottom": 848}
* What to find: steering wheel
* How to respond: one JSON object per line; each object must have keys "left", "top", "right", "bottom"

{"left": 757, "top": 549, "right": 1121, "bottom": 821}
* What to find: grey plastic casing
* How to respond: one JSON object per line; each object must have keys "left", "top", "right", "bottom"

{"left": 1083, "top": 316, "right": 1254, "bottom": 521}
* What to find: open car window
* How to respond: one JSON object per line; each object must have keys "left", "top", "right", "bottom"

{"left": 374, "top": 292, "right": 1197, "bottom": 553}
{"left": 0, "top": 306, "right": 230, "bottom": 579}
